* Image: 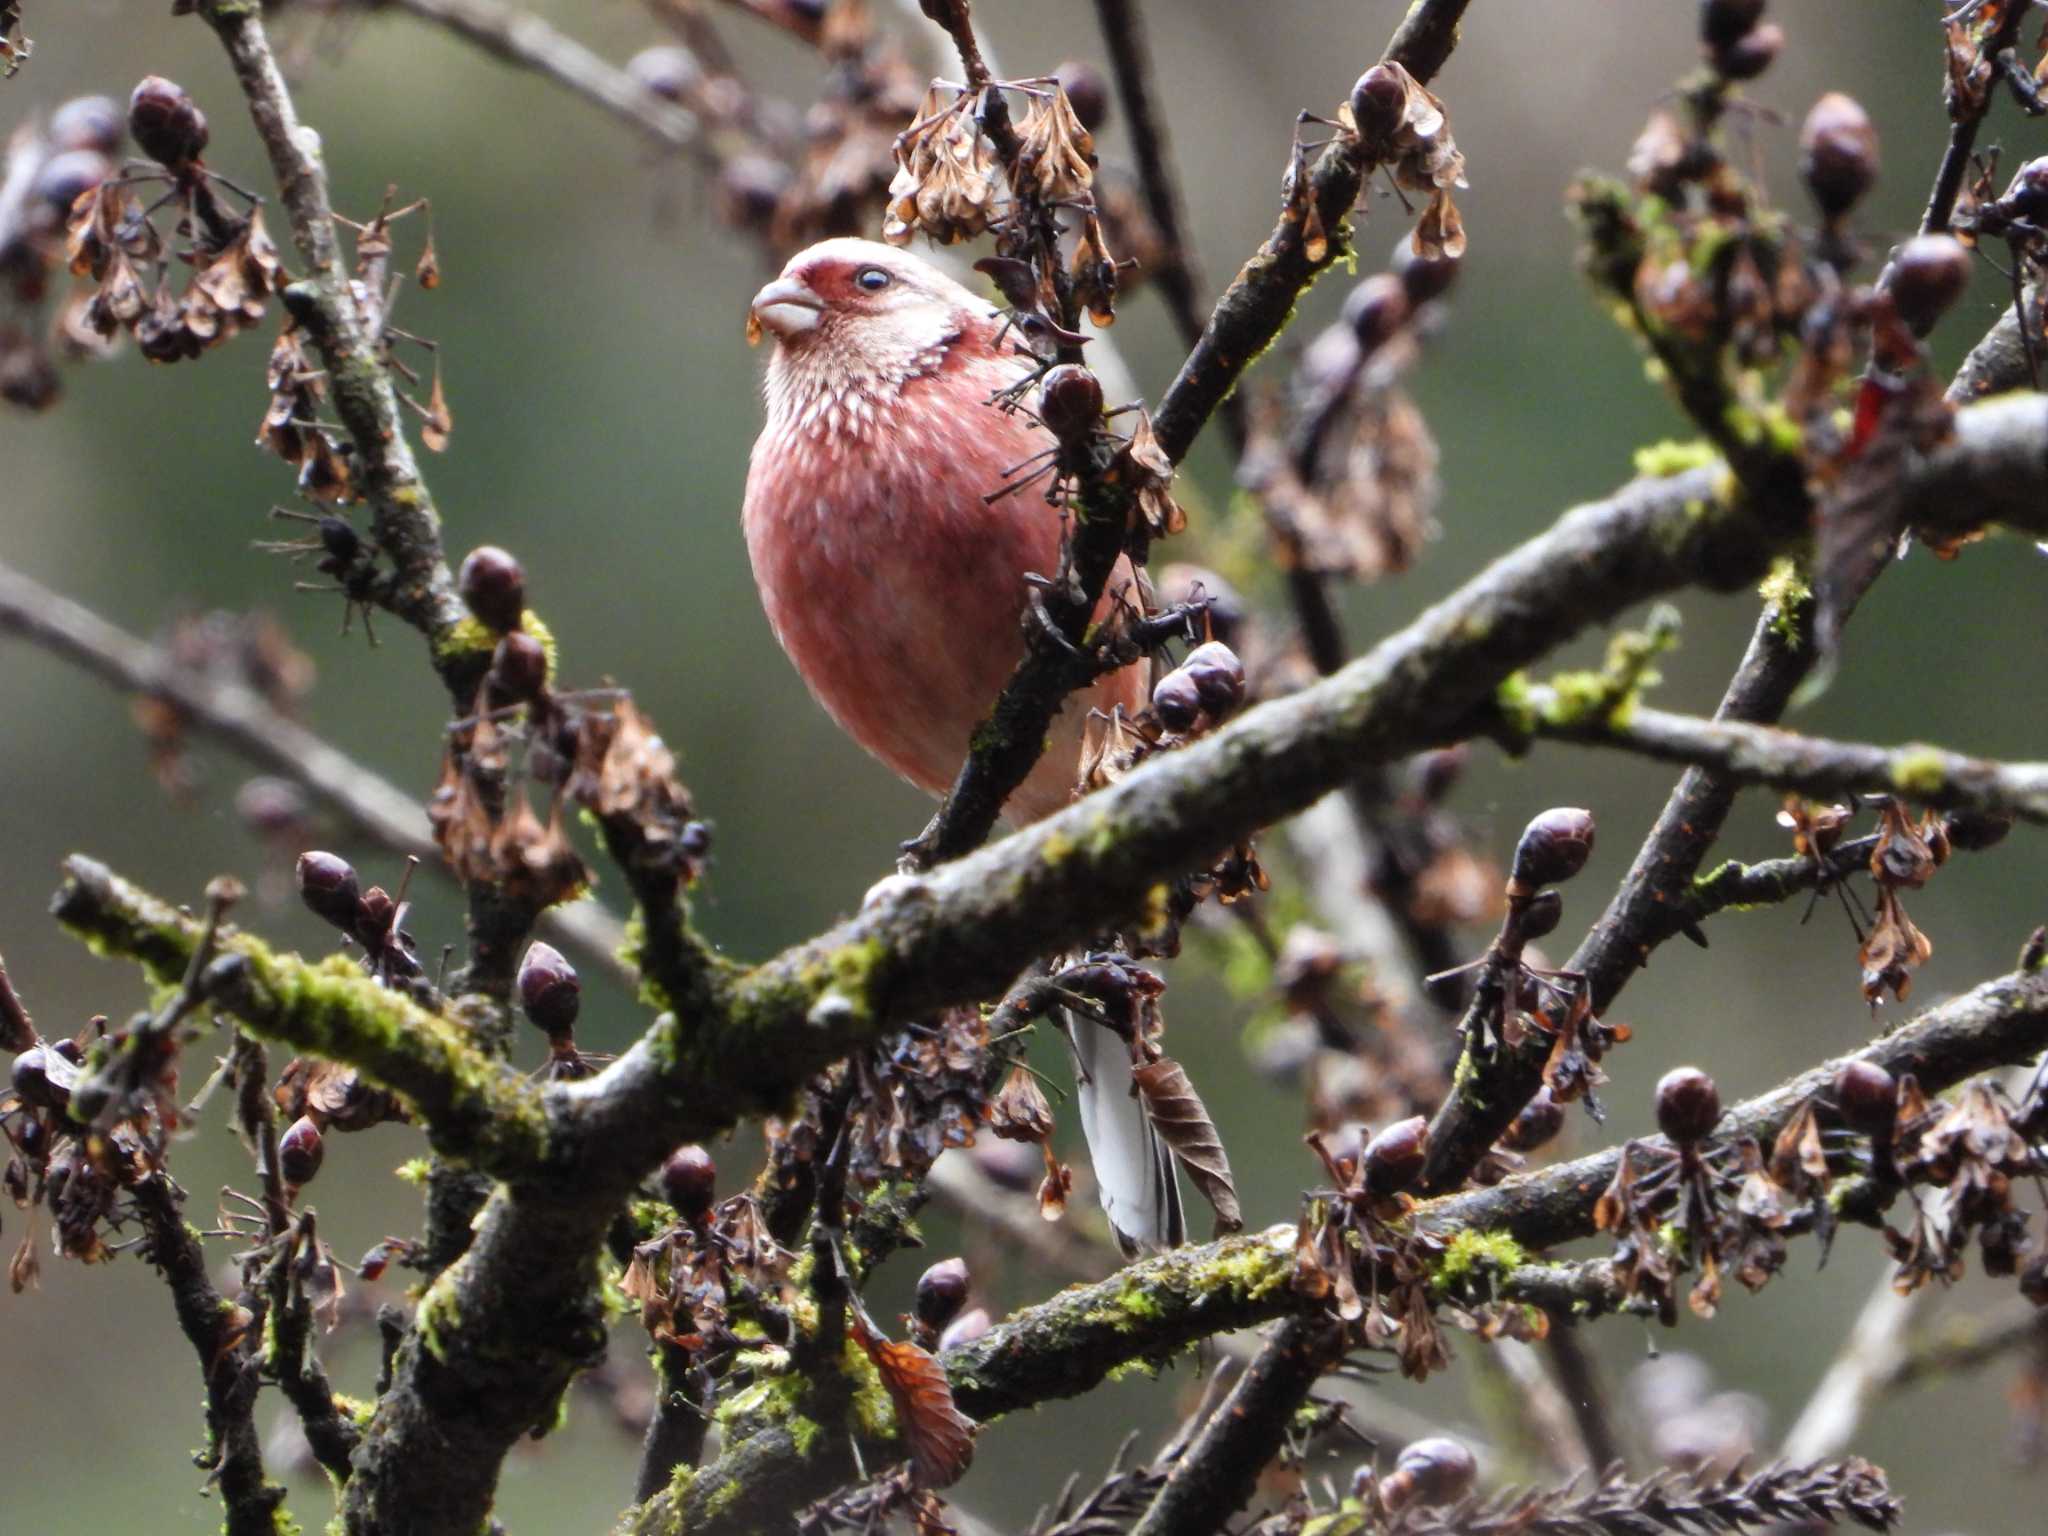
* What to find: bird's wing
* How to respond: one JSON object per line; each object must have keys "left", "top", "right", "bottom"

{"left": 1068, "top": 1008, "right": 1186, "bottom": 1255}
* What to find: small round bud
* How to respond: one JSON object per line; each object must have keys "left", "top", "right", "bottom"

{"left": 1391, "top": 235, "right": 1461, "bottom": 306}
{"left": 716, "top": 155, "right": 792, "bottom": 235}
{"left": 1655, "top": 1066, "right": 1722, "bottom": 1145}
{"left": 0, "top": 347, "right": 61, "bottom": 412}
{"left": 490, "top": 631, "right": 549, "bottom": 704}
{"left": 679, "top": 820, "right": 714, "bottom": 859}
{"left": 660, "top": 1144, "right": 717, "bottom": 1218}
{"left": 1939, "top": 807, "right": 2014, "bottom": 851}
{"left": 1517, "top": 887, "right": 1564, "bottom": 943}
{"left": 1415, "top": 745, "right": 1467, "bottom": 802}
{"left": 1709, "top": 22, "right": 1782, "bottom": 81}
{"left": 1511, "top": 808, "right": 1596, "bottom": 889}
{"left": 1052, "top": 61, "right": 1110, "bottom": 133}
{"left": 937, "top": 1305, "right": 991, "bottom": 1353}
{"left": 1156, "top": 564, "right": 1247, "bottom": 648}
{"left": 11, "top": 1046, "right": 66, "bottom": 1111}
{"left": 1500, "top": 1087, "right": 1566, "bottom": 1152}
{"left": 2007, "top": 157, "right": 2048, "bottom": 224}
{"left": 1362, "top": 1115, "right": 1429, "bottom": 1195}
{"left": 1832, "top": 1059, "right": 1897, "bottom": 1138}
{"left": 279, "top": 1115, "right": 324, "bottom": 1187}
{"left": 235, "top": 776, "right": 309, "bottom": 837}
{"left": 1388, "top": 1436, "right": 1477, "bottom": 1509}
{"left": 1799, "top": 92, "right": 1878, "bottom": 222}
{"left": 1343, "top": 272, "right": 1411, "bottom": 355}
{"left": 1886, "top": 234, "right": 1972, "bottom": 336}
{"left": 457, "top": 545, "right": 527, "bottom": 634}
{"left": 914, "top": 1256, "right": 971, "bottom": 1331}
{"left": 1151, "top": 669, "right": 1203, "bottom": 732}
{"left": 626, "top": 44, "right": 702, "bottom": 103}
{"left": 1181, "top": 640, "right": 1248, "bottom": 720}
{"left": 49, "top": 95, "right": 124, "bottom": 155}
{"left": 31, "top": 149, "right": 112, "bottom": 221}
{"left": 516, "top": 941, "right": 581, "bottom": 1038}
{"left": 1699, "top": 0, "right": 1767, "bottom": 49}
{"left": 1037, "top": 363, "right": 1103, "bottom": 441}
{"left": 127, "top": 76, "right": 208, "bottom": 169}
{"left": 295, "top": 851, "right": 362, "bottom": 931}
{"left": 1349, "top": 64, "right": 1407, "bottom": 148}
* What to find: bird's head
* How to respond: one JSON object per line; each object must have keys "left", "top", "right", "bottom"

{"left": 748, "top": 239, "right": 997, "bottom": 412}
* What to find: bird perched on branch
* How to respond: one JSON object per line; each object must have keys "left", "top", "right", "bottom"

{"left": 742, "top": 237, "right": 1184, "bottom": 1251}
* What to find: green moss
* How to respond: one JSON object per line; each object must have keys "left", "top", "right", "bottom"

{"left": 1431, "top": 1229, "right": 1529, "bottom": 1295}
{"left": 1040, "top": 827, "right": 1077, "bottom": 866}
{"left": 394, "top": 1156, "right": 431, "bottom": 1186}
{"left": 433, "top": 609, "right": 557, "bottom": 680}
{"left": 1632, "top": 437, "right": 1719, "bottom": 478}
{"left": 1192, "top": 1241, "right": 1290, "bottom": 1303}
{"left": 1494, "top": 671, "right": 1539, "bottom": 747}
{"left": 1891, "top": 746, "right": 1948, "bottom": 799}
{"left": 700, "top": 1476, "right": 743, "bottom": 1521}
{"left": 787, "top": 1413, "right": 825, "bottom": 1458}
{"left": 415, "top": 1264, "right": 463, "bottom": 1363}
{"left": 1758, "top": 556, "right": 1813, "bottom": 646}
{"left": 841, "top": 1334, "right": 896, "bottom": 1441}
{"left": 1691, "top": 858, "right": 1763, "bottom": 913}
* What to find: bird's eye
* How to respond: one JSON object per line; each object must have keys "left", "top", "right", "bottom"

{"left": 854, "top": 266, "right": 892, "bottom": 293}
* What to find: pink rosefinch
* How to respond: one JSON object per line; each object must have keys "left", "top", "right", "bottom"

{"left": 744, "top": 237, "right": 1183, "bottom": 1249}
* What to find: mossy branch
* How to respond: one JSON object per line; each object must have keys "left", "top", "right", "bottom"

{"left": 51, "top": 855, "right": 548, "bottom": 1178}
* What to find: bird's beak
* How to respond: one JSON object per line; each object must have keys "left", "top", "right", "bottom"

{"left": 748, "top": 275, "right": 824, "bottom": 342}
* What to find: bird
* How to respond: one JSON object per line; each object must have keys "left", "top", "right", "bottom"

{"left": 742, "top": 236, "right": 1185, "bottom": 1251}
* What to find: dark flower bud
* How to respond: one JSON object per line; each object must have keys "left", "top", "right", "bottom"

{"left": 1343, "top": 272, "right": 1411, "bottom": 355}
{"left": 1151, "top": 669, "right": 1203, "bottom": 733}
{"left": 1833, "top": 1059, "right": 1896, "bottom": 1138}
{"left": 1655, "top": 1066, "right": 1722, "bottom": 1145}
{"left": 626, "top": 44, "right": 702, "bottom": 103}
{"left": 1699, "top": 0, "right": 1767, "bottom": 48}
{"left": 1939, "top": 807, "right": 2014, "bottom": 851}
{"left": 1511, "top": 808, "right": 1595, "bottom": 889}
{"left": 914, "top": 1256, "right": 971, "bottom": 1331}
{"left": 1709, "top": 22, "right": 1782, "bottom": 81}
{"left": 937, "top": 1305, "right": 991, "bottom": 1353}
{"left": 279, "top": 1115, "right": 324, "bottom": 1187}
{"left": 1181, "top": 640, "right": 1247, "bottom": 719}
{"left": 490, "top": 631, "right": 549, "bottom": 704}
{"left": 49, "top": 95, "right": 124, "bottom": 155}
{"left": 1799, "top": 93, "right": 1878, "bottom": 222}
{"left": 32, "top": 149, "right": 112, "bottom": 221}
{"left": 1037, "top": 363, "right": 1103, "bottom": 442}
{"left": 2007, "top": 157, "right": 2048, "bottom": 224}
{"left": 1391, "top": 235, "right": 1461, "bottom": 306}
{"left": 679, "top": 820, "right": 714, "bottom": 859}
{"left": 716, "top": 155, "right": 792, "bottom": 235}
{"left": 1363, "top": 1115, "right": 1430, "bottom": 1195}
{"left": 1348, "top": 64, "right": 1407, "bottom": 149}
{"left": 1385, "top": 1436, "right": 1477, "bottom": 1510}
{"left": 1052, "top": 60, "right": 1111, "bottom": 133}
{"left": 1886, "top": 234, "right": 1972, "bottom": 336}
{"left": 11, "top": 1046, "right": 67, "bottom": 1111}
{"left": 1517, "top": 887, "right": 1564, "bottom": 943}
{"left": 458, "top": 545, "right": 526, "bottom": 633}
{"left": 295, "top": 851, "right": 362, "bottom": 931}
{"left": 660, "top": 1144, "right": 717, "bottom": 1219}
{"left": 235, "top": 776, "right": 309, "bottom": 837}
{"left": 1500, "top": 1087, "right": 1566, "bottom": 1152}
{"left": 128, "top": 76, "right": 208, "bottom": 169}
{"left": 516, "top": 941, "right": 581, "bottom": 1038}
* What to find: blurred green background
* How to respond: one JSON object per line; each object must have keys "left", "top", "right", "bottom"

{"left": 3, "top": 1, "right": 2046, "bottom": 1531}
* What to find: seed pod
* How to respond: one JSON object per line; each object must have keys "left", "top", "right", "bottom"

{"left": 1052, "top": 60, "right": 1111, "bottom": 133}
{"left": 1655, "top": 1066, "right": 1722, "bottom": 1145}
{"left": 1181, "top": 640, "right": 1247, "bottom": 720}
{"left": 626, "top": 44, "right": 702, "bottom": 103}
{"left": 1517, "top": 888, "right": 1564, "bottom": 943}
{"left": 1886, "top": 234, "right": 1972, "bottom": 336}
{"left": 660, "top": 1144, "right": 717, "bottom": 1219}
{"left": 457, "top": 545, "right": 527, "bottom": 634}
{"left": 1500, "top": 1087, "right": 1566, "bottom": 1152}
{"left": 490, "top": 631, "right": 549, "bottom": 704}
{"left": 1348, "top": 64, "right": 1408, "bottom": 150}
{"left": 914, "top": 1256, "right": 971, "bottom": 1331}
{"left": 295, "top": 851, "right": 362, "bottom": 931}
{"left": 279, "top": 1115, "right": 324, "bottom": 1187}
{"left": 1362, "top": 1115, "right": 1429, "bottom": 1195}
{"left": 1391, "top": 234, "right": 1461, "bottom": 306}
{"left": 1833, "top": 1059, "right": 1897, "bottom": 1138}
{"left": 1150, "top": 668, "right": 1203, "bottom": 733}
{"left": 1343, "top": 272, "right": 1411, "bottom": 354}
{"left": 1384, "top": 1436, "right": 1478, "bottom": 1510}
{"left": 1699, "top": 0, "right": 1767, "bottom": 48}
{"left": 49, "top": 95, "right": 125, "bottom": 155}
{"left": 1799, "top": 93, "right": 1878, "bottom": 222}
{"left": 1037, "top": 363, "right": 1103, "bottom": 442}
{"left": 1511, "top": 808, "right": 1596, "bottom": 889}
{"left": 1709, "top": 22, "right": 1782, "bottom": 81}
{"left": 1939, "top": 807, "right": 2014, "bottom": 852}
{"left": 127, "top": 76, "right": 208, "bottom": 170}
{"left": 516, "top": 941, "right": 581, "bottom": 1039}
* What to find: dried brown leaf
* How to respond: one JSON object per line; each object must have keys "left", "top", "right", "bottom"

{"left": 1131, "top": 1057, "right": 1242, "bottom": 1235}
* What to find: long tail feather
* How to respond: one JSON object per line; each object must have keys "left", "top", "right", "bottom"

{"left": 1068, "top": 1007, "right": 1186, "bottom": 1254}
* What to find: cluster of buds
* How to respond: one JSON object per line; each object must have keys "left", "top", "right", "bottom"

{"left": 66, "top": 78, "right": 284, "bottom": 365}
{"left": 0, "top": 92, "right": 122, "bottom": 408}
